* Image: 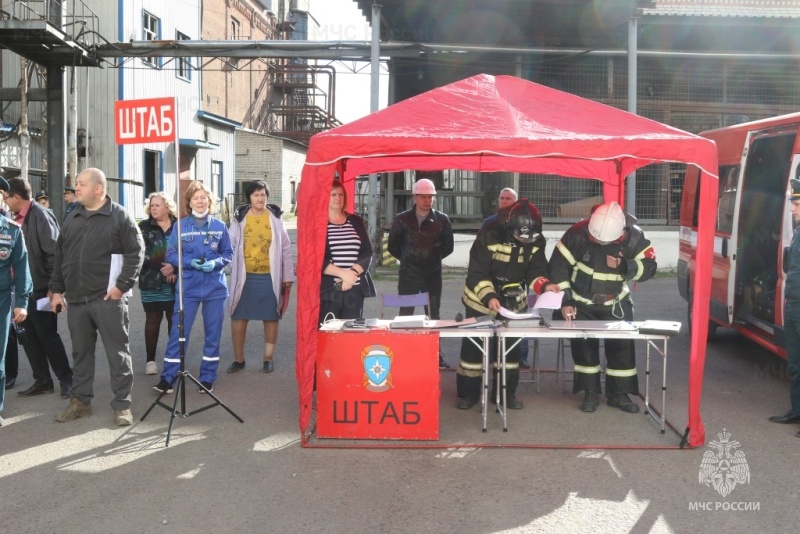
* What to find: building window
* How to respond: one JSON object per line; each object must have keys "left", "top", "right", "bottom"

{"left": 143, "top": 150, "right": 162, "bottom": 196}
{"left": 211, "top": 160, "right": 223, "bottom": 206}
{"left": 231, "top": 17, "right": 241, "bottom": 40}
{"left": 176, "top": 31, "right": 191, "bottom": 81}
{"left": 142, "top": 11, "right": 160, "bottom": 68}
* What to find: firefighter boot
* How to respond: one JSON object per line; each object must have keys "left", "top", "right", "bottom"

{"left": 580, "top": 390, "right": 599, "bottom": 412}
{"left": 506, "top": 371, "right": 523, "bottom": 410}
{"left": 456, "top": 374, "right": 480, "bottom": 410}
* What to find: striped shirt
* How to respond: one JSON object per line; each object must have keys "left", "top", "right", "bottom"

{"left": 328, "top": 220, "right": 362, "bottom": 285}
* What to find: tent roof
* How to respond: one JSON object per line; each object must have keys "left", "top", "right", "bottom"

{"left": 307, "top": 74, "right": 718, "bottom": 189}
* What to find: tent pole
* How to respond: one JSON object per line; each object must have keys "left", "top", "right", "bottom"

{"left": 367, "top": 3, "right": 381, "bottom": 272}
{"left": 626, "top": 15, "right": 638, "bottom": 214}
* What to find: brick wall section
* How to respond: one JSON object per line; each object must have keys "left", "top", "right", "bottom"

{"left": 235, "top": 130, "right": 307, "bottom": 213}
{"left": 202, "top": 0, "right": 276, "bottom": 131}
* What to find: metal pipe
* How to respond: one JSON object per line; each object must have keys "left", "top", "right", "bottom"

{"left": 368, "top": 4, "right": 381, "bottom": 274}
{"left": 97, "top": 40, "right": 800, "bottom": 61}
{"left": 626, "top": 17, "right": 637, "bottom": 214}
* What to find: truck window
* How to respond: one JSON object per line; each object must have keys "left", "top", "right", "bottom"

{"left": 717, "top": 165, "right": 739, "bottom": 234}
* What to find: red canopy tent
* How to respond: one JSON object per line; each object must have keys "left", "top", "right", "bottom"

{"left": 297, "top": 74, "right": 718, "bottom": 447}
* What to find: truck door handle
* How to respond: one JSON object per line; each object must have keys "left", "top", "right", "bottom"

{"left": 721, "top": 238, "right": 728, "bottom": 258}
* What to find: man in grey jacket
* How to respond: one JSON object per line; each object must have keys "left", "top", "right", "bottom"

{"left": 50, "top": 168, "right": 144, "bottom": 427}
{"left": 4, "top": 178, "right": 74, "bottom": 399}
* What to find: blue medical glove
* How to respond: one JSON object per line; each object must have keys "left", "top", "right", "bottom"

{"left": 191, "top": 259, "right": 205, "bottom": 270}
{"left": 199, "top": 260, "right": 215, "bottom": 272}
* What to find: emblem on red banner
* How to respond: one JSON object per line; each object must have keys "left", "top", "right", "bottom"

{"left": 362, "top": 345, "right": 394, "bottom": 392}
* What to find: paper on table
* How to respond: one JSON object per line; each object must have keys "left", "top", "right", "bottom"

{"left": 109, "top": 254, "right": 133, "bottom": 297}
{"left": 36, "top": 297, "right": 52, "bottom": 312}
{"left": 532, "top": 291, "right": 564, "bottom": 311}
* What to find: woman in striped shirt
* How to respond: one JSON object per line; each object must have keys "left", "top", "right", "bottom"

{"left": 319, "top": 180, "right": 375, "bottom": 325}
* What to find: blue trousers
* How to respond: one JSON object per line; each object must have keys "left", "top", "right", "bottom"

{"left": 161, "top": 297, "right": 225, "bottom": 385}
{"left": 782, "top": 300, "right": 800, "bottom": 414}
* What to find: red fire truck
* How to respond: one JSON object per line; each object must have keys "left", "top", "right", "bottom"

{"left": 678, "top": 113, "right": 800, "bottom": 358}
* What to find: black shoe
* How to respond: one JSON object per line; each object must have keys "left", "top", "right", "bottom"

{"left": 152, "top": 379, "right": 173, "bottom": 394}
{"left": 608, "top": 393, "right": 640, "bottom": 413}
{"left": 17, "top": 380, "right": 55, "bottom": 396}
{"left": 227, "top": 360, "right": 245, "bottom": 373}
{"left": 768, "top": 411, "right": 800, "bottom": 424}
{"left": 199, "top": 381, "right": 214, "bottom": 394}
{"left": 59, "top": 379, "right": 73, "bottom": 399}
{"left": 457, "top": 398, "right": 477, "bottom": 410}
{"left": 507, "top": 397, "right": 524, "bottom": 410}
{"left": 579, "top": 390, "right": 599, "bottom": 412}
{"left": 438, "top": 354, "right": 450, "bottom": 369}
{"left": 263, "top": 361, "right": 274, "bottom": 373}
{"left": 4, "top": 377, "right": 15, "bottom": 390}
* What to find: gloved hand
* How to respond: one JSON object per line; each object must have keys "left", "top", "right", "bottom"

{"left": 191, "top": 258, "right": 213, "bottom": 271}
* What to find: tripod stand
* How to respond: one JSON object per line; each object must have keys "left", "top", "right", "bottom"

{"left": 140, "top": 198, "right": 242, "bottom": 446}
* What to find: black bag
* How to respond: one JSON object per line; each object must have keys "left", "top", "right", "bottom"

{"left": 138, "top": 268, "right": 164, "bottom": 290}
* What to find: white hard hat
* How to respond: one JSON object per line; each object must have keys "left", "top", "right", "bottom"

{"left": 588, "top": 201, "right": 626, "bottom": 243}
{"left": 412, "top": 179, "right": 436, "bottom": 195}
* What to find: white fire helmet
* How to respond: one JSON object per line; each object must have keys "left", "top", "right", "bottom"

{"left": 412, "top": 179, "right": 437, "bottom": 195}
{"left": 588, "top": 201, "right": 626, "bottom": 244}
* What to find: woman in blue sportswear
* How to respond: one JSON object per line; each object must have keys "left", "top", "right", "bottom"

{"left": 153, "top": 181, "right": 233, "bottom": 394}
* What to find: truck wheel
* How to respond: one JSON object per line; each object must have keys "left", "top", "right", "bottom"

{"left": 687, "top": 289, "right": 717, "bottom": 341}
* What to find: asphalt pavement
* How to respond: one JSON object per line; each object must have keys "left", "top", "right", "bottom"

{"left": 0, "top": 229, "right": 798, "bottom": 532}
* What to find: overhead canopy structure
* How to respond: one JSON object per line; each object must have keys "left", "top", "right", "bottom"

{"left": 297, "top": 74, "right": 718, "bottom": 447}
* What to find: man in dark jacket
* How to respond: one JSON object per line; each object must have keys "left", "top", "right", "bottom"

{"left": 387, "top": 178, "right": 454, "bottom": 320}
{"left": 50, "top": 168, "right": 144, "bottom": 427}
{"left": 549, "top": 201, "right": 657, "bottom": 414}
{"left": 4, "top": 177, "right": 73, "bottom": 399}
{"left": 388, "top": 178, "right": 454, "bottom": 368}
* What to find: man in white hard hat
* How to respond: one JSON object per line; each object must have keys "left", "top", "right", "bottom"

{"left": 387, "top": 178, "right": 454, "bottom": 367}
{"left": 549, "top": 201, "right": 657, "bottom": 414}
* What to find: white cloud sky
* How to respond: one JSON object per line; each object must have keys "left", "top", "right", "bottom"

{"left": 307, "top": 0, "right": 388, "bottom": 124}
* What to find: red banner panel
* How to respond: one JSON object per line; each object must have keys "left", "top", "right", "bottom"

{"left": 316, "top": 331, "right": 440, "bottom": 440}
{"left": 114, "top": 97, "right": 176, "bottom": 145}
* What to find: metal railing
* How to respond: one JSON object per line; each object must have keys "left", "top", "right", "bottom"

{"left": 8, "top": 0, "right": 100, "bottom": 49}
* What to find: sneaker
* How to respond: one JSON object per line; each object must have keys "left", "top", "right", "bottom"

{"left": 607, "top": 393, "right": 640, "bottom": 413}
{"left": 145, "top": 361, "right": 158, "bottom": 375}
{"left": 55, "top": 398, "right": 92, "bottom": 422}
{"left": 263, "top": 360, "right": 274, "bottom": 373}
{"left": 115, "top": 408, "right": 133, "bottom": 426}
{"left": 227, "top": 360, "right": 245, "bottom": 373}
{"left": 199, "top": 381, "right": 214, "bottom": 394}
{"left": 438, "top": 354, "right": 450, "bottom": 369}
{"left": 152, "top": 379, "right": 173, "bottom": 394}
{"left": 519, "top": 361, "right": 531, "bottom": 369}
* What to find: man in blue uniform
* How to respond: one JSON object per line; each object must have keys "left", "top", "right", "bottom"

{"left": 0, "top": 177, "right": 33, "bottom": 427}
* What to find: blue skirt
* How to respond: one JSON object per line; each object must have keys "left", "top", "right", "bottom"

{"left": 232, "top": 272, "right": 280, "bottom": 321}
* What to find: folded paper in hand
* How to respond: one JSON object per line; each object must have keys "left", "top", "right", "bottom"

{"left": 109, "top": 254, "right": 133, "bottom": 297}
{"left": 36, "top": 297, "right": 52, "bottom": 312}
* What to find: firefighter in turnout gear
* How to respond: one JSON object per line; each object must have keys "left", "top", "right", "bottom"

{"left": 548, "top": 201, "right": 657, "bottom": 413}
{"left": 456, "top": 199, "right": 560, "bottom": 410}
